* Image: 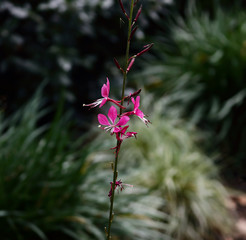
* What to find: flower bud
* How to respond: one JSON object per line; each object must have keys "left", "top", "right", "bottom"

{"left": 134, "top": 5, "right": 142, "bottom": 23}
{"left": 113, "top": 58, "right": 124, "bottom": 73}
{"left": 126, "top": 58, "right": 135, "bottom": 73}
{"left": 136, "top": 43, "right": 154, "bottom": 57}
{"left": 119, "top": 0, "right": 129, "bottom": 19}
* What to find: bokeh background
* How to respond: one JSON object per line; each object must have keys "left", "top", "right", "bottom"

{"left": 1, "top": 0, "right": 246, "bottom": 239}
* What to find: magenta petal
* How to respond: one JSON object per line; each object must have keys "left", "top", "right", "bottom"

{"left": 101, "top": 78, "right": 110, "bottom": 97}
{"left": 101, "top": 84, "right": 108, "bottom": 98}
{"left": 136, "top": 109, "right": 144, "bottom": 118}
{"left": 99, "top": 98, "right": 107, "bottom": 108}
{"left": 106, "top": 77, "right": 110, "bottom": 91}
{"left": 127, "top": 131, "right": 137, "bottom": 136}
{"left": 113, "top": 126, "right": 122, "bottom": 133}
{"left": 121, "top": 125, "right": 129, "bottom": 134}
{"left": 117, "top": 116, "right": 130, "bottom": 126}
{"left": 134, "top": 96, "right": 140, "bottom": 110}
{"left": 98, "top": 114, "right": 110, "bottom": 125}
{"left": 108, "top": 106, "right": 117, "bottom": 124}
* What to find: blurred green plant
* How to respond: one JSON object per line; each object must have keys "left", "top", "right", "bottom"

{"left": 134, "top": 9, "right": 246, "bottom": 176}
{"left": 118, "top": 95, "right": 232, "bottom": 240}
{"left": 0, "top": 86, "right": 169, "bottom": 240}
{"left": 0, "top": 86, "right": 104, "bottom": 240}
{"left": 0, "top": 0, "right": 172, "bottom": 118}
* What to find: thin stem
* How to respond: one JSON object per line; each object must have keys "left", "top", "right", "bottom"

{"left": 106, "top": 0, "right": 135, "bottom": 239}
{"left": 106, "top": 143, "right": 120, "bottom": 240}
{"left": 120, "top": 0, "right": 135, "bottom": 115}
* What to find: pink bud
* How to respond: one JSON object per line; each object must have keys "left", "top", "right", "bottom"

{"left": 113, "top": 58, "right": 124, "bottom": 72}
{"left": 119, "top": 0, "right": 129, "bottom": 19}
{"left": 136, "top": 43, "right": 154, "bottom": 57}
{"left": 134, "top": 5, "right": 142, "bottom": 23}
{"left": 129, "top": 89, "right": 141, "bottom": 98}
{"left": 126, "top": 58, "right": 135, "bottom": 73}
{"left": 123, "top": 89, "right": 142, "bottom": 104}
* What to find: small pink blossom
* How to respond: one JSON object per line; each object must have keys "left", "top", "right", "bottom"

{"left": 122, "top": 96, "right": 150, "bottom": 126}
{"left": 83, "top": 78, "right": 124, "bottom": 109}
{"left": 98, "top": 106, "right": 130, "bottom": 134}
{"left": 116, "top": 126, "right": 137, "bottom": 141}
{"left": 108, "top": 180, "right": 124, "bottom": 198}
{"left": 111, "top": 126, "right": 137, "bottom": 155}
{"left": 108, "top": 180, "right": 133, "bottom": 199}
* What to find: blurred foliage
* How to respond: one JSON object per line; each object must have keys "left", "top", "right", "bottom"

{"left": 0, "top": 0, "right": 172, "bottom": 119}
{"left": 0, "top": 1, "right": 240, "bottom": 239}
{"left": 134, "top": 8, "right": 246, "bottom": 177}
{"left": 0, "top": 85, "right": 105, "bottom": 240}
{"left": 95, "top": 94, "right": 232, "bottom": 240}
{"left": 1, "top": 0, "right": 246, "bottom": 117}
{"left": 0, "top": 86, "right": 170, "bottom": 240}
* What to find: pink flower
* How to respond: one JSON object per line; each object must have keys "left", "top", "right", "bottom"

{"left": 122, "top": 96, "right": 150, "bottom": 126}
{"left": 110, "top": 126, "right": 137, "bottom": 154}
{"left": 98, "top": 106, "right": 130, "bottom": 134}
{"left": 108, "top": 180, "right": 124, "bottom": 198}
{"left": 108, "top": 179, "right": 133, "bottom": 199}
{"left": 83, "top": 78, "right": 124, "bottom": 109}
{"left": 116, "top": 126, "right": 137, "bottom": 141}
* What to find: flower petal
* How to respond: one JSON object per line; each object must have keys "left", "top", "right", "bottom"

{"left": 108, "top": 106, "right": 117, "bottom": 124}
{"left": 136, "top": 109, "right": 144, "bottom": 118}
{"left": 113, "top": 126, "right": 122, "bottom": 133}
{"left": 117, "top": 116, "right": 130, "bottom": 126}
{"left": 101, "top": 84, "right": 108, "bottom": 98}
{"left": 98, "top": 114, "right": 110, "bottom": 126}
{"left": 106, "top": 77, "right": 110, "bottom": 91}
{"left": 126, "top": 131, "right": 137, "bottom": 137}
{"left": 134, "top": 96, "right": 140, "bottom": 110}
{"left": 101, "top": 78, "right": 110, "bottom": 98}
{"left": 99, "top": 98, "right": 107, "bottom": 108}
{"left": 120, "top": 125, "right": 129, "bottom": 134}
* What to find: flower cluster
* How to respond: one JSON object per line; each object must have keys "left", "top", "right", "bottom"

{"left": 84, "top": 77, "right": 150, "bottom": 142}
{"left": 83, "top": 77, "right": 150, "bottom": 197}
{"left": 108, "top": 180, "right": 133, "bottom": 199}
{"left": 83, "top": 0, "right": 152, "bottom": 215}
{"left": 83, "top": 78, "right": 124, "bottom": 109}
{"left": 108, "top": 180, "right": 124, "bottom": 199}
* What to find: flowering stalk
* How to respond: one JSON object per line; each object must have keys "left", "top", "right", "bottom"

{"left": 83, "top": 0, "right": 152, "bottom": 238}
{"left": 106, "top": 1, "right": 135, "bottom": 239}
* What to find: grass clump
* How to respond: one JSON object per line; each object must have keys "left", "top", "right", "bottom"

{"left": 119, "top": 96, "right": 232, "bottom": 240}
{"left": 0, "top": 87, "right": 109, "bottom": 240}
{"left": 0, "top": 86, "right": 171, "bottom": 240}
{"left": 134, "top": 8, "right": 246, "bottom": 175}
